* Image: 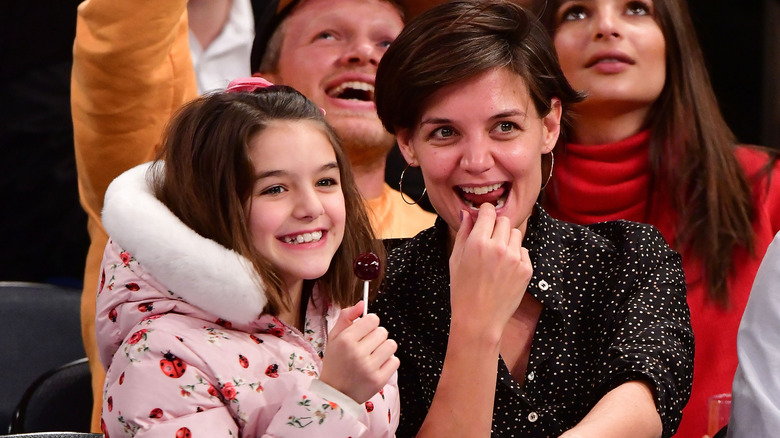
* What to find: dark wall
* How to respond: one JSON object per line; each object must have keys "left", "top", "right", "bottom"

{"left": 687, "top": 0, "right": 766, "bottom": 146}
{"left": 0, "top": 0, "right": 89, "bottom": 286}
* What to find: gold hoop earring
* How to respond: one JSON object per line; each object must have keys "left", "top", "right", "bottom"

{"left": 540, "top": 151, "right": 555, "bottom": 191}
{"left": 399, "top": 164, "right": 427, "bottom": 205}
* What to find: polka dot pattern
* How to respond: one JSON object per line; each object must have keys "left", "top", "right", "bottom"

{"left": 375, "top": 205, "right": 694, "bottom": 437}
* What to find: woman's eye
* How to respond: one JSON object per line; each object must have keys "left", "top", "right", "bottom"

{"left": 492, "top": 121, "right": 520, "bottom": 135}
{"left": 626, "top": 1, "right": 651, "bottom": 16}
{"left": 559, "top": 5, "right": 588, "bottom": 21}
{"left": 261, "top": 185, "right": 285, "bottom": 195}
{"left": 316, "top": 178, "right": 338, "bottom": 187}
{"left": 496, "top": 122, "right": 516, "bottom": 133}
{"left": 431, "top": 126, "right": 455, "bottom": 139}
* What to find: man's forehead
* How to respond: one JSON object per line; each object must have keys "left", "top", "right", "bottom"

{"left": 278, "top": 0, "right": 446, "bottom": 20}
{"left": 286, "top": 0, "right": 403, "bottom": 22}
{"left": 279, "top": 0, "right": 404, "bottom": 45}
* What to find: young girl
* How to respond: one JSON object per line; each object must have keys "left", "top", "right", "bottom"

{"left": 531, "top": 0, "right": 780, "bottom": 435}
{"left": 95, "top": 80, "right": 399, "bottom": 437}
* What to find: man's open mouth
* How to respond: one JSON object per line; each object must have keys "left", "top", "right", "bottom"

{"left": 327, "top": 81, "right": 375, "bottom": 102}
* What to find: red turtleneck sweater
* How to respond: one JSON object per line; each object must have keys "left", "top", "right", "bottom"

{"left": 544, "top": 130, "right": 780, "bottom": 438}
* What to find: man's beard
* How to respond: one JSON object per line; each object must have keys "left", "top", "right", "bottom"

{"left": 330, "top": 117, "right": 396, "bottom": 169}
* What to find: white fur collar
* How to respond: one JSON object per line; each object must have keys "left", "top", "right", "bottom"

{"left": 102, "top": 163, "right": 267, "bottom": 324}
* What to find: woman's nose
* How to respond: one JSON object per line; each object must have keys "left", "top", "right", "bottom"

{"left": 593, "top": 9, "right": 621, "bottom": 40}
{"left": 459, "top": 139, "right": 495, "bottom": 174}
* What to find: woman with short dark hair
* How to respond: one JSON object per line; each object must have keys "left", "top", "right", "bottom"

{"left": 373, "top": 1, "right": 693, "bottom": 437}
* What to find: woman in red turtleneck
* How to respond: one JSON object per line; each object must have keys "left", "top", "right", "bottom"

{"left": 533, "top": 0, "right": 780, "bottom": 436}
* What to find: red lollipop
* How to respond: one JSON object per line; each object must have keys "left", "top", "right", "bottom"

{"left": 354, "top": 252, "right": 380, "bottom": 315}
{"left": 353, "top": 252, "right": 381, "bottom": 280}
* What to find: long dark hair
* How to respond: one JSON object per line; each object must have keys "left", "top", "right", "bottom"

{"left": 533, "top": 0, "right": 774, "bottom": 306}
{"left": 151, "top": 86, "right": 384, "bottom": 314}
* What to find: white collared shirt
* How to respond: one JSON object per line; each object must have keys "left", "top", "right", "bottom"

{"left": 189, "top": 0, "right": 254, "bottom": 94}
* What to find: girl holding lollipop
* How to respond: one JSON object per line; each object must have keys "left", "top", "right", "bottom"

{"left": 95, "top": 80, "right": 398, "bottom": 437}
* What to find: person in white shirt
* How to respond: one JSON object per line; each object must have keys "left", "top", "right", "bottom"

{"left": 187, "top": 0, "right": 254, "bottom": 93}
{"left": 729, "top": 230, "right": 780, "bottom": 437}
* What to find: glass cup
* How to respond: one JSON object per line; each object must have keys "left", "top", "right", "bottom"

{"left": 707, "top": 393, "right": 732, "bottom": 436}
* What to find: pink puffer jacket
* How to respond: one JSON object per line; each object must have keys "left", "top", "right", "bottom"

{"left": 95, "top": 164, "right": 399, "bottom": 437}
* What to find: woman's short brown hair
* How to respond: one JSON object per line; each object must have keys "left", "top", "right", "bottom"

{"left": 375, "top": 0, "right": 583, "bottom": 136}
{"left": 152, "top": 86, "right": 384, "bottom": 315}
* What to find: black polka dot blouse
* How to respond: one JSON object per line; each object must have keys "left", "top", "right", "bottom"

{"left": 375, "top": 205, "right": 694, "bottom": 438}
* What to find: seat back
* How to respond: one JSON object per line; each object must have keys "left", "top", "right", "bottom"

{"left": 0, "top": 282, "right": 86, "bottom": 432}
{"left": 9, "top": 358, "right": 92, "bottom": 433}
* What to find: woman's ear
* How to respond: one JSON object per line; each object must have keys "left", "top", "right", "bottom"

{"left": 542, "top": 98, "right": 563, "bottom": 154}
{"left": 395, "top": 128, "right": 419, "bottom": 166}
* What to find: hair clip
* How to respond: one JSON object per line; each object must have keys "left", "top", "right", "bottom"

{"left": 225, "top": 77, "right": 275, "bottom": 93}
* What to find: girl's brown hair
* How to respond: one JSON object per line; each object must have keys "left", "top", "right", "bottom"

{"left": 151, "top": 86, "right": 384, "bottom": 315}
{"left": 533, "top": 0, "right": 775, "bottom": 306}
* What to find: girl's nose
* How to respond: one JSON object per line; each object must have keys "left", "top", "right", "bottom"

{"left": 294, "top": 188, "right": 325, "bottom": 220}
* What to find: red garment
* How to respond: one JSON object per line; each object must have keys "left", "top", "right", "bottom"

{"left": 544, "top": 130, "right": 780, "bottom": 437}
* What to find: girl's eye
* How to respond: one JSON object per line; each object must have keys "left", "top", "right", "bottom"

{"left": 261, "top": 185, "right": 286, "bottom": 195}
{"left": 559, "top": 5, "right": 588, "bottom": 22}
{"left": 626, "top": 1, "right": 651, "bottom": 16}
{"left": 378, "top": 39, "right": 393, "bottom": 49}
{"left": 316, "top": 177, "right": 338, "bottom": 187}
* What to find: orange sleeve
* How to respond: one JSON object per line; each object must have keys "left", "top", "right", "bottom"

{"left": 71, "top": 0, "right": 198, "bottom": 227}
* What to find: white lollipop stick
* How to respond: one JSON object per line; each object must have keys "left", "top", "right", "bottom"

{"left": 363, "top": 281, "right": 369, "bottom": 316}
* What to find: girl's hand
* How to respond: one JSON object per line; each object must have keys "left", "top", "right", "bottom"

{"left": 449, "top": 203, "right": 533, "bottom": 338}
{"left": 319, "top": 302, "right": 399, "bottom": 404}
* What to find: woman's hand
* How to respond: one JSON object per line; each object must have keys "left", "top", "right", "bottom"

{"left": 319, "top": 302, "right": 399, "bottom": 404}
{"left": 449, "top": 203, "right": 533, "bottom": 339}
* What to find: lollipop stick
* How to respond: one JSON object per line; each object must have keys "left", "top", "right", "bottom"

{"left": 363, "top": 281, "right": 369, "bottom": 316}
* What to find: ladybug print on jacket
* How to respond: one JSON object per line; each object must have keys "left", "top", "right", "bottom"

{"left": 101, "top": 418, "right": 109, "bottom": 438}
{"left": 108, "top": 308, "right": 118, "bottom": 322}
{"left": 175, "top": 427, "right": 191, "bottom": 438}
{"left": 107, "top": 396, "right": 113, "bottom": 412}
{"left": 265, "top": 363, "right": 279, "bottom": 378}
{"left": 149, "top": 408, "right": 163, "bottom": 418}
{"left": 215, "top": 318, "right": 232, "bottom": 329}
{"left": 138, "top": 302, "right": 154, "bottom": 312}
{"left": 125, "top": 282, "right": 140, "bottom": 291}
{"left": 249, "top": 334, "right": 263, "bottom": 344}
{"left": 127, "top": 329, "right": 148, "bottom": 345}
{"left": 100, "top": 269, "right": 106, "bottom": 293}
{"left": 160, "top": 351, "right": 187, "bottom": 378}
{"left": 365, "top": 401, "right": 374, "bottom": 413}
{"left": 239, "top": 354, "right": 249, "bottom": 368}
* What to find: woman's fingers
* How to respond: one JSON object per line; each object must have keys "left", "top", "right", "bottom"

{"left": 452, "top": 209, "right": 474, "bottom": 258}
{"left": 469, "top": 203, "right": 498, "bottom": 242}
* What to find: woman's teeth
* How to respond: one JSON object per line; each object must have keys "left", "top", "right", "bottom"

{"left": 460, "top": 183, "right": 502, "bottom": 195}
{"left": 283, "top": 231, "right": 323, "bottom": 244}
{"left": 463, "top": 198, "right": 505, "bottom": 210}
